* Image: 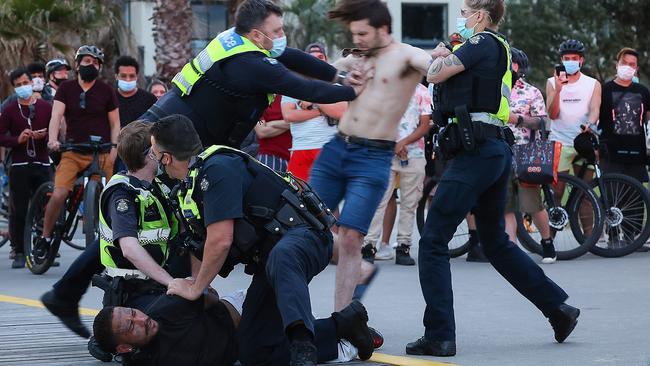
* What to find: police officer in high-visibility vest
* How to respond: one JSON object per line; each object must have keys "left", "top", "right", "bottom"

{"left": 407, "top": 0, "right": 580, "bottom": 357}
{"left": 150, "top": 115, "right": 374, "bottom": 366}
{"left": 140, "top": 0, "right": 365, "bottom": 149}
{"left": 40, "top": 122, "right": 185, "bottom": 345}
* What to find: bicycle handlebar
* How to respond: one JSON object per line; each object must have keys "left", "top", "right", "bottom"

{"left": 59, "top": 142, "right": 115, "bottom": 153}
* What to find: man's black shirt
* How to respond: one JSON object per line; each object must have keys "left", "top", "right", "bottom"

{"left": 126, "top": 295, "right": 237, "bottom": 366}
{"left": 118, "top": 89, "right": 157, "bottom": 128}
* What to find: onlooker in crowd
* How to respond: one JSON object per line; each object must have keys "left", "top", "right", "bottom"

{"left": 255, "top": 96, "right": 292, "bottom": 172}
{"left": 114, "top": 56, "right": 157, "bottom": 172}
{"left": 599, "top": 47, "right": 650, "bottom": 182}
{"left": 44, "top": 58, "right": 72, "bottom": 99}
{"left": 147, "top": 79, "right": 168, "bottom": 100}
{"left": 0, "top": 68, "right": 52, "bottom": 268}
{"left": 362, "top": 84, "right": 432, "bottom": 265}
{"left": 281, "top": 43, "right": 344, "bottom": 181}
{"left": 505, "top": 48, "right": 556, "bottom": 263}
{"left": 546, "top": 39, "right": 601, "bottom": 178}
{"left": 1, "top": 63, "right": 51, "bottom": 112}
{"left": 38, "top": 45, "right": 119, "bottom": 253}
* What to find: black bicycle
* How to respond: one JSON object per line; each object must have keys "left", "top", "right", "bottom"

{"left": 24, "top": 136, "right": 113, "bottom": 274}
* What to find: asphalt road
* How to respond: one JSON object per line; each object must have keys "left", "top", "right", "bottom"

{"left": 1, "top": 233, "right": 649, "bottom": 366}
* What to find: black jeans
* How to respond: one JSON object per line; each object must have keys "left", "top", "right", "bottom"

{"left": 9, "top": 164, "right": 51, "bottom": 254}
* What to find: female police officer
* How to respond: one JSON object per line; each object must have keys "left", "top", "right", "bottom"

{"left": 407, "top": 0, "right": 580, "bottom": 356}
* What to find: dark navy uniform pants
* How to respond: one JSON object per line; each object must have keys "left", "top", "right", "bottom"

{"left": 418, "top": 137, "right": 569, "bottom": 341}
{"left": 238, "top": 226, "right": 334, "bottom": 366}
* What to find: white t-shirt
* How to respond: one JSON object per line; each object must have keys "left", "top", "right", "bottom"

{"left": 547, "top": 74, "right": 597, "bottom": 146}
{"left": 281, "top": 96, "right": 338, "bottom": 151}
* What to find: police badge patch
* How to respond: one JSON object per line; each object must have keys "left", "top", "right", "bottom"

{"left": 264, "top": 57, "right": 278, "bottom": 65}
{"left": 116, "top": 199, "right": 129, "bottom": 213}
{"left": 469, "top": 35, "right": 484, "bottom": 45}
{"left": 200, "top": 177, "right": 209, "bottom": 192}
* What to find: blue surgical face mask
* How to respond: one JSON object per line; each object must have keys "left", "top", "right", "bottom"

{"left": 15, "top": 85, "right": 33, "bottom": 100}
{"left": 562, "top": 60, "right": 581, "bottom": 75}
{"left": 260, "top": 31, "right": 287, "bottom": 58}
{"left": 633, "top": 76, "right": 640, "bottom": 83}
{"left": 118, "top": 79, "right": 137, "bottom": 92}
{"left": 456, "top": 12, "right": 479, "bottom": 40}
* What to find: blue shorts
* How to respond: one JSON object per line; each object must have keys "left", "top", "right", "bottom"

{"left": 309, "top": 135, "right": 393, "bottom": 234}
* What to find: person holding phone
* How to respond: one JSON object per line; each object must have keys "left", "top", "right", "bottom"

{"left": 0, "top": 68, "right": 53, "bottom": 268}
{"left": 546, "top": 39, "right": 601, "bottom": 178}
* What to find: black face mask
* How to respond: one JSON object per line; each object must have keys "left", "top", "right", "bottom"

{"left": 53, "top": 77, "right": 66, "bottom": 86}
{"left": 78, "top": 65, "right": 99, "bottom": 82}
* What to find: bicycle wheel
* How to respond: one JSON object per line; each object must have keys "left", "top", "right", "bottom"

{"left": 24, "top": 182, "right": 59, "bottom": 275}
{"left": 516, "top": 173, "right": 603, "bottom": 260}
{"left": 83, "top": 180, "right": 101, "bottom": 247}
{"left": 590, "top": 173, "right": 650, "bottom": 257}
{"left": 0, "top": 184, "right": 10, "bottom": 248}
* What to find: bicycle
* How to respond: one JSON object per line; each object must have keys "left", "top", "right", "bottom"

{"left": 24, "top": 136, "right": 113, "bottom": 274}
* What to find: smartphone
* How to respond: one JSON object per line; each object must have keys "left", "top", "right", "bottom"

{"left": 555, "top": 64, "right": 568, "bottom": 84}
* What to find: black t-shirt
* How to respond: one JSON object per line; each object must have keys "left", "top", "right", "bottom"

{"left": 117, "top": 89, "right": 157, "bottom": 128}
{"left": 195, "top": 154, "right": 252, "bottom": 226}
{"left": 599, "top": 80, "right": 650, "bottom": 163}
{"left": 126, "top": 295, "right": 237, "bottom": 366}
{"left": 454, "top": 31, "right": 503, "bottom": 77}
{"left": 167, "top": 46, "right": 355, "bottom": 148}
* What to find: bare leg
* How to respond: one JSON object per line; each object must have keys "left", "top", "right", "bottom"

{"left": 532, "top": 209, "right": 552, "bottom": 239}
{"left": 504, "top": 212, "right": 517, "bottom": 243}
{"left": 381, "top": 193, "right": 397, "bottom": 244}
{"left": 334, "top": 227, "right": 364, "bottom": 311}
{"left": 42, "top": 187, "right": 68, "bottom": 238}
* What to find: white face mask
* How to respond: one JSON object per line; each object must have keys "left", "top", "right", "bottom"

{"left": 32, "top": 77, "right": 45, "bottom": 92}
{"left": 616, "top": 65, "right": 636, "bottom": 81}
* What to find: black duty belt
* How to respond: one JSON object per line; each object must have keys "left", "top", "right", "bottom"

{"left": 337, "top": 132, "right": 396, "bottom": 151}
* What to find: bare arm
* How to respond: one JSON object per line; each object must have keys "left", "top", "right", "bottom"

{"left": 191, "top": 220, "right": 233, "bottom": 294}
{"left": 317, "top": 102, "right": 347, "bottom": 120}
{"left": 427, "top": 54, "right": 466, "bottom": 84}
{"left": 47, "top": 100, "right": 65, "bottom": 148}
{"left": 587, "top": 81, "right": 602, "bottom": 125}
{"left": 395, "top": 115, "right": 431, "bottom": 155}
{"left": 255, "top": 119, "right": 289, "bottom": 138}
{"left": 546, "top": 80, "right": 561, "bottom": 120}
{"left": 190, "top": 254, "right": 202, "bottom": 277}
{"left": 408, "top": 45, "right": 435, "bottom": 76}
{"left": 119, "top": 237, "right": 174, "bottom": 286}
{"left": 281, "top": 102, "right": 320, "bottom": 123}
{"left": 108, "top": 108, "right": 120, "bottom": 147}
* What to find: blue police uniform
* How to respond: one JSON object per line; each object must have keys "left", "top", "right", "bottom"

{"left": 416, "top": 31, "right": 570, "bottom": 346}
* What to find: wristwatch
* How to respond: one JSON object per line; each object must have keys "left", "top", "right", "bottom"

{"left": 335, "top": 71, "right": 348, "bottom": 85}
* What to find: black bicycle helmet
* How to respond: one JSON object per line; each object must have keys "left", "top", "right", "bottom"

{"left": 45, "top": 58, "right": 71, "bottom": 76}
{"left": 559, "top": 39, "right": 586, "bottom": 56}
{"left": 573, "top": 131, "right": 598, "bottom": 164}
{"left": 510, "top": 47, "right": 529, "bottom": 76}
{"left": 75, "top": 45, "right": 105, "bottom": 64}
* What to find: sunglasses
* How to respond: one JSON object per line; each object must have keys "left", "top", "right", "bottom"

{"left": 79, "top": 92, "right": 86, "bottom": 110}
{"left": 342, "top": 48, "right": 366, "bottom": 58}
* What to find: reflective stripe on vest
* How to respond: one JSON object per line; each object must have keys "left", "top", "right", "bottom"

{"left": 99, "top": 174, "right": 172, "bottom": 269}
{"left": 453, "top": 32, "right": 512, "bottom": 125}
{"left": 171, "top": 27, "right": 274, "bottom": 104}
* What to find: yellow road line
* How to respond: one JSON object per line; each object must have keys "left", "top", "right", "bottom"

{"left": 0, "top": 294, "right": 457, "bottom": 365}
{"left": 0, "top": 294, "right": 99, "bottom": 316}
{"left": 370, "top": 352, "right": 457, "bottom": 366}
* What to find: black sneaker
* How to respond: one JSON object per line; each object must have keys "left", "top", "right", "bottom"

{"left": 289, "top": 340, "right": 317, "bottom": 366}
{"left": 88, "top": 336, "right": 113, "bottom": 362}
{"left": 11, "top": 254, "right": 25, "bottom": 269}
{"left": 361, "top": 243, "right": 376, "bottom": 264}
{"left": 41, "top": 290, "right": 90, "bottom": 338}
{"left": 32, "top": 236, "right": 51, "bottom": 264}
{"left": 395, "top": 244, "right": 415, "bottom": 266}
{"left": 549, "top": 303, "right": 580, "bottom": 343}
{"left": 406, "top": 337, "right": 456, "bottom": 357}
{"left": 332, "top": 300, "right": 374, "bottom": 360}
{"left": 542, "top": 240, "right": 557, "bottom": 264}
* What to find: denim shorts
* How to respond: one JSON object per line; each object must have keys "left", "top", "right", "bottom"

{"left": 309, "top": 135, "right": 393, "bottom": 234}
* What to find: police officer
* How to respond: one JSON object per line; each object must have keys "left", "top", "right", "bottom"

{"left": 41, "top": 122, "right": 186, "bottom": 344}
{"left": 150, "top": 115, "right": 373, "bottom": 366}
{"left": 140, "top": 0, "right": 365, "bottom": 148}
{"left": 407, "top": 0, "right": 580, "bottom": 357}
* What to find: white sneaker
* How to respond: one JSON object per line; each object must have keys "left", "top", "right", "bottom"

{"left": 374, "top": 243, "right": 394, "bottom": 260}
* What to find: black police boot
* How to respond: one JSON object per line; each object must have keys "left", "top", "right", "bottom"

{"left": 406, "top": 337, "right": 456, "bottom": 357}
{"left": 289, "top": 341, "right": 317, "bottom": 366}
{"left": 332, "top": 300, "right": 374, "bottom": 360}
{"left": 361, "top": 243, "right": 376, "bottom": 264}
{"left": 541, "top": 238, "right": 557, "bottom": 264}
{"left": 395, "top": 244, "right": 415, "bottom": 266}
{"left": 11, "top": 253, "right": 25, "bottom": 268}
{"left": 466, "top": 242, "right": 489, "bottom": 263}
{"left": 549, "top": 303, "right": 580, "bottom": 343}
{"left": 88, "top": 336, "right": 113, "bottom": 362}
{"left": 41, "top": 290, "right": 90, "bottom": 338}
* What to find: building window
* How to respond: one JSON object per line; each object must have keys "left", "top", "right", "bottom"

{"left": 401, "top": 3, "right": 447, "bottom": 48}
{"left": 191, "top": 2, "right": 228, "bottom": 56}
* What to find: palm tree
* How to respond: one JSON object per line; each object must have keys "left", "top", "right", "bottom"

{"left": 282, "top": 0, "right": 350, "bottom": 56}
{"left": 152, "top": 0, "right": 193, "bottom": 82}
{"left": 0, "top": 0, "right": 130, "bottom": 97}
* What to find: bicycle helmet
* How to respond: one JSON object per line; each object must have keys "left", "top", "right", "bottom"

{"left": 573, "top": 131, "right": 598, "bottom": 164}
{"left": 510, "top": 47, "right": 529, "bottom": 76}
{"left": 559, "top": 39, "right": 586, "bottom": 56}
{"left": 75, "top": 45, "right": 105, "bottom": 64}
{"left": 45, "top": 58, "right": 71, "bottom": 76}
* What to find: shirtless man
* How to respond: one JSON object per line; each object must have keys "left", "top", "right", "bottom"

{"left": 309, "top": 0, "right": 447, "bottom": 311}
